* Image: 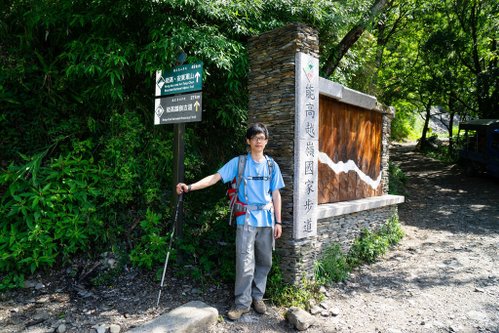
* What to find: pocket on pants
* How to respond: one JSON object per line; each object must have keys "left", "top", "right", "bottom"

{"left": 236, "top": 226, "right": 255, "bottom": 255}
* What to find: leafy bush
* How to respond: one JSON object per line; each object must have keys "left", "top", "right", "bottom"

{"left": 171, "top": 198, "right": 236, "bottom": 283}
{"left": 347, "top": 216, "right": 404, "bottom": 267}
{"left": 314, "top": 243, "right": 349, "bottom": 284}
{"left": 388, "top": 161, "right": 407, "bottom": 195}
{"left": 389, "top": 102, "right": 421, "bottom": 141}
{"left": 0, "top": 145, "right": 109, "bottom": 288}
{"left": 422, "top": 144, "right": 459, "bottom": 164}
{"left": 129, "top": 209, "right": 168, "bottom": 270}
{"left": 267, "top": 256, "right": 324, "bottom": 309}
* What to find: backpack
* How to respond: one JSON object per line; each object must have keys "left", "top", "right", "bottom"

{"left": 227, "top": 154, "right": 275, "bottom": 225}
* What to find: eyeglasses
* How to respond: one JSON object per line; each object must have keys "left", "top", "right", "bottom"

{"left": 250, "top": 136, "right": 267, "bottom": 142}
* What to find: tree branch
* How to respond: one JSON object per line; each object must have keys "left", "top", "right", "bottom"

{"left": 322, "top": 0, "right": 390, "bottom": 77}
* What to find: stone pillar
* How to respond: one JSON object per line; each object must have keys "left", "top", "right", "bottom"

{"left": 379, "top": 104, "right": 395, "bottom": 195}
{"left": 248, "top": 23, "right": 319, "bottom": 284}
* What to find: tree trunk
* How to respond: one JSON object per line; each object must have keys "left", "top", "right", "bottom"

{"left": 448, "top": 93, "right": 456, "bottom": 155}
{"left": 322, "top": 0, "right": 390, "bottom": 77}
{"left": 418, "top": 100, "right": 433, "bottom": 151}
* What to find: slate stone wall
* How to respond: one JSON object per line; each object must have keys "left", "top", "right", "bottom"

{"left": 381, "top": 107, "right": 393, "bottom": 195}
{"left": 316, "top": 205, "right": 398, "bottom": 254}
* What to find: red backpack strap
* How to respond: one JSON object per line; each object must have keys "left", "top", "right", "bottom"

{"left": 228, "top": 155, "right": 248, "bottom": 226}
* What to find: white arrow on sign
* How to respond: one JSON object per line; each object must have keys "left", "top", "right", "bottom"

{"left": 195, "top": 72, "right": 200, "bottom": 83}
{"left": 194, "top": 101, "right": 200, "bottom": 112}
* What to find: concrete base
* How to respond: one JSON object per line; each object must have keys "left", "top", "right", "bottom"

{"left": 316, "top": 194, "right": 405, "bottom": 219}
{"left": 126, "top": 301, "right": 218, "bottom": 333}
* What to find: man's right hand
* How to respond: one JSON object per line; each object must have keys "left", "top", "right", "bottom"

{"left": 176, "top": 183, "right": 188, "bottom": 194}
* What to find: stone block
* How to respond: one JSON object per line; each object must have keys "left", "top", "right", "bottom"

{"left": 126, "top": 301, "right": 218, "bottom": 333}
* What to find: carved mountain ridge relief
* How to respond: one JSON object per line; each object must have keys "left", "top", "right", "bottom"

{"left": 318, "top": 95, "right": 382, "bottom": 204}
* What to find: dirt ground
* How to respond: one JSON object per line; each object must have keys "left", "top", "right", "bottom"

{"left": 1, "top": 143, "right": 498, "bottom": 333}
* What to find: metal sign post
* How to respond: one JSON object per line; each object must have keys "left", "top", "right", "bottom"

{"left": 172, "top": 122, "right": 185, "bottom": 239}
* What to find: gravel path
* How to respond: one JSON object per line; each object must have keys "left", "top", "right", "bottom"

{"left": 1, "top": 143, "right": 498, "bottom": 333}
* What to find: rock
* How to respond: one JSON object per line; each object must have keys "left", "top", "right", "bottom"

{"left": 310, "top": 305, "right": 322, "bottom": 315}
{"left": 35, "top": 282, "right": 46, "bottom": 290}
{"left": 57, "top": 324, "right": 67, "bottom": 333}
{"left": 24, "top": 280, "right": 37, "bottom": 288}
{"left": 107, "top": 258, "right": 117, "bottom": 269}
{"left": 286, "top": 307, "right": 315, "bottom": 331}
{"left": 126, "top": 301, "right": 218, "bottom": 333}
{"left": 386, "top": 329, "right": 402, "bottom": 333}
{"left": 92, "top": 324, "right": 107, "bottom": 333}
{"left": 238, "top": 313, "right": 259, "bottom": 323}
{"left": 449, "top": 324, "right": 465, "bottom": 332}
{"left": 36, "top": 295, "right": 51, "bottom": 304}
{"left": 78, "top": 290, "right": 94, "bottom": 298}
{"left": 330, "top": 307, "right": 340, "bottom": 316}
{"left": 109, "top": 324, "right": 121, "bottom": 333}
{"left": 307, "top": 299, "right": 316, "bottom": 309}
{"left": 33, "top": 310, "right": 50, "bottom": 321}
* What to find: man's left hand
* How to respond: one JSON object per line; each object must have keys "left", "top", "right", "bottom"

{"left": 274, "top": 224, "right": 282, "bottom": 239}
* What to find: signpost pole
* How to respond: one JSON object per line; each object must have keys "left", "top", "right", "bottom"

{"left": 155, "top": 61, "right": 203, "bottom": 258}
{"left": 172, "top": 123, "right": 185, "bottom": 241}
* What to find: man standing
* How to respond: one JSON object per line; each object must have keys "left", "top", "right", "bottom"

{"left": 176, "top": 123, "right": 285, "bottom": 320}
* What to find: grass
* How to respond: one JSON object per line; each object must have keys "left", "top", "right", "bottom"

{"left": 315, "top": 216, "right": 404, "bottom": 285}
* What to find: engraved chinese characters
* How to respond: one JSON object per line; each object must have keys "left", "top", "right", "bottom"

{"left": 294, "top": 53, "right": 319, "bottom": 239}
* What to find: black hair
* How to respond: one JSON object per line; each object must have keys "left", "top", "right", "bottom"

{"left": 246, "top": 123, "right": 269, "bottom": 140}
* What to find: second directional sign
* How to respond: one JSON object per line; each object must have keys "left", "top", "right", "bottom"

{"left": 156, "top": 62, "right": 203, "bottom": 96}
{"left": 154, "top": 92, "right": 202, "bottom": 125}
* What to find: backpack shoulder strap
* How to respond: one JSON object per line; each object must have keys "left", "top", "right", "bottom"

{"left": 235, "top": 154, "right": 247, "bottom": 189}
{"left": 265, "top": 155, "right": 274, "bottom": 177}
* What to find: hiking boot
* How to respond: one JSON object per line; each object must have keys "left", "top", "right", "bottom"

{"left": 227, "top": 307, "right": 250, "bottom": 320}
{"left": 252, "top": 299, "right": 267, "bottom": 314}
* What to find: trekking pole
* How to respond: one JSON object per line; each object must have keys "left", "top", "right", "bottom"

{"left": 156, "top": 193, "right": 183, "bottom": 307}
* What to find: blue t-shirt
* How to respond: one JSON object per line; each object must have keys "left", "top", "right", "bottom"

{"left": 218, "top": 153, "right": 285, "bottom": 227}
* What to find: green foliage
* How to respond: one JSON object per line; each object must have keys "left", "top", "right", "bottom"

{"left": 0, "top": 144, "right": 108, "bottom": 288}
{"left": 421, "top": 144, "right": 459, "bottom": 164}
{"left": 314, "top": 243, "right": 349, "bottom": 284}
{"left": 388, "top": 162, "right": 407, "bottom": 195}
{"left": 390, "top": 102, "right": 422, "bottom": 141}
{"left": 172, "top": 198, "right": 236, "bottom": 283}
{"left": 129, "top": 209, "right": 167, "bottom": 270}
{"left": 315, "top": 216, "right": 404, "bottom": 285}
{"left": 267, "top": 256, "right": 324, "bottom": 309}
{"left": 347, "top": 216, "right": 404, "bottom": 267}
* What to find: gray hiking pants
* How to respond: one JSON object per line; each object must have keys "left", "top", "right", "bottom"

{"left": 234, "top": 225, "right": 273, "bottom": 309}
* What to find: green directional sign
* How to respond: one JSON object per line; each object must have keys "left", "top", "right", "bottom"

{"left": 155, "top": 62, "right": 203, "bottom": 96}
{"left": 154, "top": 92, "right": 202, "bottom": 125}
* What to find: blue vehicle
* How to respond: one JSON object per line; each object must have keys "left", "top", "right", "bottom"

{"left": 458, "top": 119, "right": 499, "bottom": 177}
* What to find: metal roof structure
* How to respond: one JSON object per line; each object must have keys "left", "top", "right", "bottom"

{"left": 459, "top": 119, "right": 499, "bottom": 130}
